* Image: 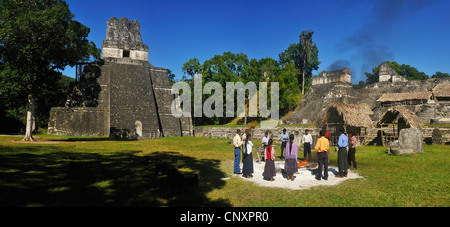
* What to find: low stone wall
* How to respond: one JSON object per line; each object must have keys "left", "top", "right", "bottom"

{"left": 423, "top": 127, "right": 450, "bottom": 144}
{"left": 195, "top": 126, "right": 450, "bottom": 145}
{"left": 195, "top": 126, "right": 322, "bottom": 148}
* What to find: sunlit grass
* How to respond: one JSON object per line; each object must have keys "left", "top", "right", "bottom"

{"left": 0, "top": 134, "right": 448, "bottom": 207}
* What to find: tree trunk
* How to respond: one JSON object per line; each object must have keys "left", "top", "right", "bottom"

{"left": 302, "top": 68, "right": 306, "bottom": 95}
{"left": 244, "top": 98, "right": 248, "bottom": 125}
{"left": 23, "top": 94, "right": 36, "bottom": 142}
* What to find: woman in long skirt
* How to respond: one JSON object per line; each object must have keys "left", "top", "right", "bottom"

{"left": 263, "top": 139, "right": 276, "bottom": 181}
{"left": 284, "top": 134, "right": 298, "bottom": 181}
{"left": 242, "top": 134, "right": 254, "bottom": 178}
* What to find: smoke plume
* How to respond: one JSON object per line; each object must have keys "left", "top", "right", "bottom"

{"left": 327, "top": 59, "right": 351, "bottom": 71}
{"left": 337, "top": 0, "right": 439, "bottom": 82}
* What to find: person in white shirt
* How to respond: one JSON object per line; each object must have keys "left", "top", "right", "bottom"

{"left": 242, "top": 133, "right": 254, "bottom": 178}
{"left": 261, "top": 132, "right": 270, "bottom": 162}
{"left": 262, "top": 132, "right": 270, "bottom": 148}
{"left": 242, "top": 129, "right": 250, "bottom": 141}
{"left": 280, "top": 128, "right": 289, "bottom": 159}
{"left": 302, "top": 129, "right": 313, "bottom": 162}
{"left": 233, "top": 129, "right": 243, "bottom": 174}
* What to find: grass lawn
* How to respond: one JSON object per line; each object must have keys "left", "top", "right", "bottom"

{"left": 0, "top": 134, "right": 448, "bottom": 207}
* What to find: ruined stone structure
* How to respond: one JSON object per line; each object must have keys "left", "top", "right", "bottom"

{"left": 312, "top": 68, "right": 352, "bottom": 86}
{"left": 378, "top": 62, "right": 407, "bottom": 83}
{"left": 283, "top": 63, "right": 450, "bottom": 128}
{"left": 48, "top": 17, "right": 193, "bottom": 139}
{"left": 102, "top": 17, "right": 148, "bottom": 61}
{"left": 390, "top": 128, "right": 424, "bottom": 155}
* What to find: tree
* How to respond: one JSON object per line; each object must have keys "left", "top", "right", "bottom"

{"left": 181, "top": 52, "right": 305, "bottom": 125}
{"left": 364, "top": 66, "right": 380, "bottom": 84}
{"left": 0, "top": 0, "right": 100, "bottom": 141}
{"left": 200, "top": 52, "right": 250, "bottom": 125}
{"left": 279, "top": 30, "right": 320, "bottom": 94}
{"left": 166, "top": 69, "right": 176, "bottom": 85}
{"left": 299, "top": 31, "right": 312, "bottom": 95}
{"left": 431, "top": 72, "right": 450, "bottom": 79}
{"left": 273, "top": 62, "right": 301, "bottom": 115}
{"left": 398, "top": 64, "right": 428, "bottom": 81}
{"left": 181, "top": 58, "right": 202, "bottom": 80}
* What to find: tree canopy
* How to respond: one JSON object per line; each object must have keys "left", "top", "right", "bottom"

{"left": 0, "top": 0, "right": 100, "bottom": 140}
{"left": 179, "top": 30, "right": 320, "bottom": 126}
{"left": 180, "top": 52, "right": 304, "bottom": 125}
{"left": 279, "top": 30, "right": 320, "bottom": 93}
{"left": 431, "top": 72, "right": 450, "bottom": 79}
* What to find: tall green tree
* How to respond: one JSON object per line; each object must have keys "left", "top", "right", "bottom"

{"left": 200, "top": 52, "right": 250, "bottom": 125}
{"left": 181, "top": 57, "right": 202, "bottom": 80}
{"left": 0, "top": 0, "right": 100, "bottom": 141}
{"left": 279, "top": 30, "right": 320, "bottom": 94}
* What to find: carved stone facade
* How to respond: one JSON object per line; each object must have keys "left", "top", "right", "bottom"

{"left": 102, "top": 17, "right": 149, "bottom": 61}
{"left": 48, "top": 17, "right": 193, "bottom": 139}
{"left": 378, "top": 62, "right": 407, "bottom": 83}
{"left": 312, "top": 68, "right": 352, "bottom": 86}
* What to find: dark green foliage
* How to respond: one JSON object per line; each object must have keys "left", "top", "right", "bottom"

{"left": 180, "top": 30, "right": 320, "bottom": 126}
{"left": 181, "top": 53, "right": 303, "bottom": 125}
{"left": 279, "top": 30, "right": 320, "bottom": 92}
{"left": 431, "top": 72, "right": 450, "bottom": 79}
{"left": 0, "top": 0, "right": 100, "bottom": 133}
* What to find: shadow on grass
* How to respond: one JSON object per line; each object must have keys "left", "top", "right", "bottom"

{"left": 48, "top": 137, "right": 118, "bottom": 142}
{"left": 0, "top": 145, "right": 230, "bottom": 207}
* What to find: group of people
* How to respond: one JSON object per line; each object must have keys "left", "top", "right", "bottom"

{"left": 233, "top": 129, "right": 299, "bottom": 181}
{"left": 313, "top": 127, "right": 358, "bottom": 179}
{"left": 232, "top": 127, "right": 358, "bottom": 182}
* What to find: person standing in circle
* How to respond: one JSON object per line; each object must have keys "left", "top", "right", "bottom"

{"left": 232, "top": 129, "right": 243, "bottom": 174}
{"left": 284, "top": 134, "right": 298, "bottom": 181}
{"left": 280, "top": 128, "right": 289, "bottom": 160}
{"left": 263, "top": 139, "right": 276, "bottom": 181}
{"left": 302, "top": 129, "right": 313, "bottom": 162}
{"left": 242, "top": 133, "right": 254, "bottom": 178}
{"left": 315, "top": 130, "right": 330, "bottom": 181}
{"left": 348, "top": 132, "right": 357, "bottom": 170}
{"left": 336, "top": 128, "right": 349, "bottom": 178}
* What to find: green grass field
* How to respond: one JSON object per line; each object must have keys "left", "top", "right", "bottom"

{"left": 0, "top": 134, "right": 448, "bottom": 207}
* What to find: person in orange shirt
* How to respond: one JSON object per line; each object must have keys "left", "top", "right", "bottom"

{"left": 315, "top": 130, "right": 330, "bottom": 180}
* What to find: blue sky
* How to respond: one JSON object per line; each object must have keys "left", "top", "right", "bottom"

{"left": 64, "top": 0, "right": 450, "bottom": 84}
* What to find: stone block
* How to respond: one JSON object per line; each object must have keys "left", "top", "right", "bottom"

{"left": 391, "top": 128, "right": 423, "bottom": 155}
{"left": 390, "top": 148, "right": 414, "bottom": 156}
{"left": 432, "top": 128, "right": 443, "bottom": 145}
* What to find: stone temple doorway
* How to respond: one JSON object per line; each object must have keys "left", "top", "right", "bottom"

{"left": 135, "top": 121, "right": 143, "bottom": 138}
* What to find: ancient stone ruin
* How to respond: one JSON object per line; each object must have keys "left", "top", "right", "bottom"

{"left": 280, "top": 63, "right": 450, "bottom": 145}
{"left": 390, "top": 128, "right": 424, "bottom": 155}
{"left": 284, "top": 63, "right": 450, "bottom": 127}
{"left": 48, "top": 17, "right": 193, "bottom": 139}
{"left": 312, "top": 68, "right": 351, "bottom": 86}
{"left": 378, "top": 62, "right": 407, "bottom": 83}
